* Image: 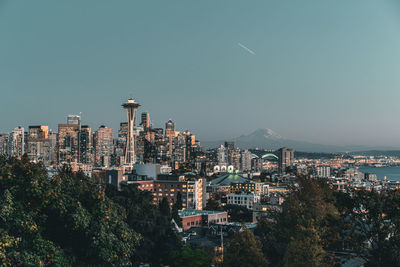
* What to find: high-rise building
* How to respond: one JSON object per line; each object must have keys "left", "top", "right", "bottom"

{"left": 277, "top": 147, "right": 294, "bottom": 173}
{"left": 224, "top": 141, "right": 234, "bottom": 152}
{"left": 28, "top": 125, "right": 48, "bottom": 139}
{"left": 8, "top": 126, "right": 25, "bottom": 158}
{"left": 134, "top": 176, "right": 206, "bottom": 210}
{"left": 0, "top": 134, "right": 8, "bottom": 155}
{"left": 141, "top": 112, "right": 150, "bottom": 130}
{"left": 67, "top": 114, "right": 81, "bottom": 128}
{"left": 316, "top": 166, "right": 331, "bottom": 178}
{"left": 57, "top": 123, "right": 79, "bottom": 163}
{"left": 165, "top": 119, "right": 175, "bottom": 157}
{"left": 48, "top": 131, "right": 57, "bottom": 164}
{"left": 217, "top": 145, "right": 226, "bottom": 164}
{"left": 122, "top": 98, "right": 140, "bottom": 170}
{"left": 241, "top": 149, "right": 252, "bottom": 171}
{"left": 114, "top": 122, "right": 128, "bottom": 166}
{"left": 26, "top": 125, "right": 54, "bottom": 165}
{"left": 224, "top": 141, "right": 236, "bottom": 166}
{"left": 165, "top": 119, "right": 175, "bottom": 132}
{"left": 94, "top": 125, "right": 113, "bottom": 167}
{"left": 78, "top": 125, "right": 93, "bottom": 164}
{"left": 118, "top": 122, "right": 128, "bottom": 140}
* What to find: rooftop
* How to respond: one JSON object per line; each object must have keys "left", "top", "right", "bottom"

{"left": 209, "top": 172, "right": 251, "bottom": 186}
{"left": 179, "top": 209, "right": 226, "bottom": 218}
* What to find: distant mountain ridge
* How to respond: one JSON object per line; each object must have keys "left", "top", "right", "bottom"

{"left": 201, "top": 128, "right": 399, "bottom": 153}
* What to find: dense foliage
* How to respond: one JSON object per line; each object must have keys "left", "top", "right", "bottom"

{"left": 223, "top": 227, "right": 268, "bottom": 267}
{"left": 255, "top": 176, "right": 339, "bottom": 266}
{"left": 170, "top": 246, "right": 210, "bottom": 267}
{"left": 105, "top": 185, "right": 182, "bottom": 266}
{"left": 255, "top": 176, "right": 400, "bottom": 267}
{"left": 0, "top": 156, "right": 209, "bottom": 266}
{"left": 0, "top": 155, "right": 138, "bottom": 266}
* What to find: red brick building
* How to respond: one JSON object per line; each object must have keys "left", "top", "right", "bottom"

{"left": 179, "top": 210, "right": 228, "bottom": 231}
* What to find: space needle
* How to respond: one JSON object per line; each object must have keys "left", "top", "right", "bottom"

{"left": 122, "top": 98, "right": 140, "bottom": 170}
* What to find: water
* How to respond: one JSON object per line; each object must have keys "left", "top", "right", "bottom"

{"left": 358, "top": 166, "right": 400, "bottom": 181}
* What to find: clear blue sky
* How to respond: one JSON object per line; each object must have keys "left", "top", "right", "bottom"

{"left": 1, "top": 0, "right": 400, "bottom": 146}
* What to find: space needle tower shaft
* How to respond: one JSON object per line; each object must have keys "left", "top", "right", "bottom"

{"left": 122, "top": 98, "right": 140, "bottom": 170}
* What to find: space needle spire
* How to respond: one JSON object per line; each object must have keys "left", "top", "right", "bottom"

{"left": 122, "top": 98, "right": 140, "bottom": 170}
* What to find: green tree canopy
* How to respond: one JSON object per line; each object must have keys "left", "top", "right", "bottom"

{"left": 106, "top": 183, "right": 182, "bottom": 266}
{"left": 224, "top": 227, "right": 268, "bottom": 267}
{"left": 255, "top": 176, "right": 340, "bottom": 266}
{"left": 170, "top": 246, "right": 211, "bottom": 267}
{"left": 0, "top": 156, "right": 139, "bottom": 266}
{"left": 172, "top": 191, "right": 183, "bottom": 227}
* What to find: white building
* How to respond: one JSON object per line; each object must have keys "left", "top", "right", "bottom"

{"left": 217, "top": 145, "right": 226, "bottom": 164}
{"left": 187, "top": 178, "right": 206, "bottom": 210}
{"left": 345, "top": 168, "right": 364, "bottom": 182}
{"left": 227, "top": 192, "right": 261, "bottom": 210}
{"left": 241, "top": 149, "right": 252, "bottom": 171}
{"left": 316, "top": 166, "right": 331, "bottom": 178}
{"left": 8, "top": 127, "right": 24, "bottom": 158}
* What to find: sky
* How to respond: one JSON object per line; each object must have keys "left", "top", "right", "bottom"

{"left": 1, "top": 0, "right": 400, "bottom": 146}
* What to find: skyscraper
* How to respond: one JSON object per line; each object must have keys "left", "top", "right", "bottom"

{"left": 224, "top": 141, "right": 234, "bottom": 151}
{"left": 241, "top": 149, "right": 252, "bottom": 171}
{"left": 217, "top": 145, "right": 226, "bottom": 164}
{"left": 165, "top": 119, "right": 175, "bottom": 157}
{"left": 26, "top": 125, "right": 54, "bottom": 165}
{"left": 94, "top": 125, "right": 113, "bottom": 167}
{"left": 165, "top": 119, "right": 175, "bottom": 133}
{"left": 122, "top": 98, "right": 140, "bottom": 170}
{"left": 67, "top": 114, "right": 81, "bottom": 129}
{"left": 8, "top": 126, "right": 24, "bottom": 158}
{"left": 78, "top": 125, "right": 93, "bottom": 164}
{"left": 141, "top": 112, "right": 150, "bottom": 130}
{"left": 57, "top": 123, "right": 79, "bottom": 163}
{"left": 0, "top": 134, "right": 8, "bottom": 156}
{"left": 277, "top": 147, "right": 294, "bottom": 173}
{"left": 114, "top": 122, "right": 128, "bottom": 166}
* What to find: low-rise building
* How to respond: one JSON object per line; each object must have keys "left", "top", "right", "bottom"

{"left": 227, "top": 192, "right": 261, "bottom": 210}
{"left": 179, "top": 209, "right": 228, "bottom": 231}
{"left": 316, "top": 166, "right": 331, "bottom": 178}
{"left": 132, "top": 176, "right": 206, "bottom": 210}
{"left": 230, "top": 181, "right": 268, "bottom": 195}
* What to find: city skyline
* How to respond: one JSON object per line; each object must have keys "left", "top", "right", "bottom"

{"left": 2, "top": 0, "right": 400, "bottom": 146}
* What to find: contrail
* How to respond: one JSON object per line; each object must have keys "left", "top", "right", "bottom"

{"left": 238, "top": 43, "right": 256, "bottom": 55}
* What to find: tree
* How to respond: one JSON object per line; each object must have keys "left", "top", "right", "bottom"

{"left": 159, "top": 197, "right": 171, "bottom": 218}
{"left": 225, "top": 204, "right": 252, "bottom": 222}
{"left": 170, "top": 246, "right": 211, "bottom": 267}
{"left": 282, "top": 227, "right": 325, "bottom": 267}
{"left": 255, "top": 176, "right": 340, "bottom": 266}
{"left": 224, "top": 227, "right": 268, "bottom": 267}
{"left": 0, "top": 157, "right": 140, "bottom": 266}
{"left": 172, "top": 192, "right": 183, "bottom": 227}
{"left": 106, "top": 184, "right": 182, "bottom": 266}
{"left": 347, "top": 189, "right": 400, "bottom": 267}
{"left": 204, "top": 198, "right": 223, "bottom": 211}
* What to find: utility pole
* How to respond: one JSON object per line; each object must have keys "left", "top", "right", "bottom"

{"left": 220, "top": 226, "right": 224, "bottom": 263}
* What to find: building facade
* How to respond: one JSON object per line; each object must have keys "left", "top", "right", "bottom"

{"left": 94, "top": 126, "right": 113, "bottom": 167}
